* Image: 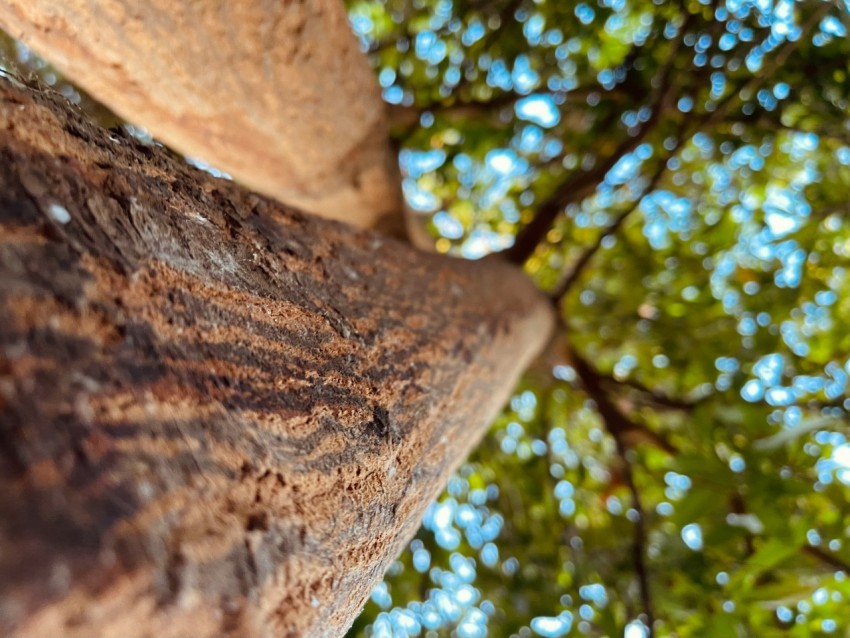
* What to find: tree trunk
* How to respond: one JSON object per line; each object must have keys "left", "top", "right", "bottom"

{"left": 0, "top": 76, "right": 553, "bottom": 637}
{"left": 0, "top": 0, "right": 404, "bottom": 233}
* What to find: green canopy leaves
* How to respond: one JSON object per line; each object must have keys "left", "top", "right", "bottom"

{"left": 346, "top": 0, "right": 850, "bottom": 636}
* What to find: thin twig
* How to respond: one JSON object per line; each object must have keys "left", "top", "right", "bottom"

{"left": 804, "top": 545, "right": 850, "bottom": 574}
{"left": 570, "top": 349, "right": 678, "bottom": 454}
{"left": 503, "top": 14, "right": 690, "bottom": 265}
{"left": 569, "top": 346, "right": 658, "bottom": 634}
{"left": 504, "top": 3, "right": 829, "bottom": 267}
{"left": 547, "top": 111, "right": 701, "bottom": 301}
{"left": 503, "top": 93, "right": 673, "bottom": 265}
{"left": 705, "top": 2, "right": 832, "bottom": 129}
{"left": 620, "top": 443, "right": 655, "bottom": 637}
{"left": 598, "top": 372, "right": 709, "bottom": 412}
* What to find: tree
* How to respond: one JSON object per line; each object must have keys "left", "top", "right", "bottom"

{"left": 340, "top": 1, "right": 850, "bottom": 636}
{"left": 3, "top": 0, "right": 850, "bottom": 637}
{"left": 0, "top": 4, "right": 554, "bottom": 635}
{"left": 0, "top": 74, "right": 551, "bottom": 638}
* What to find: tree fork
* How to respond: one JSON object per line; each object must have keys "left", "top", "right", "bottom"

{"left": 0, "top": 76, "right": 554, "bottom": 637}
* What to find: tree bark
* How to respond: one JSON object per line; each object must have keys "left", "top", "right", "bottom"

{"left": 0, "top": 0, "right": 405, "bottom": 234}
{"left": 0, "top": 76, "right": 553, "bottom": 637}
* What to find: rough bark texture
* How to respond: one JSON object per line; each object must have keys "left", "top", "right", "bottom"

{"left": 0, "top": 0, "right": 405, "bottom": 233}
{"left": 0, "top": 77, "right": 553, "bottom": 637}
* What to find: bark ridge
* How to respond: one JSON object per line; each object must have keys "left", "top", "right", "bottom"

{"left": 0, "top": 77, "right": 553, "bottom": 637}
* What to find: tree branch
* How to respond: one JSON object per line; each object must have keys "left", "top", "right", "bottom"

{"left": 0, "top": 75, "right": 556, "bottom": 637}
{"left": 567, "top": 346, "right": 659, "bottom": 635}
{"left": 548, "top": 201, "right": 637, "bottom": 299}
{"left": 569, "top": 348, "right": 678, "bottom": 455}
{"left": 748, "top": 114, "right": 850, "bottom": 148}
{"left": 704, "top": 2, "right": 832, "bottom": 129}
{"left": 387, "top": 91, "right": 520, "bottom": 135}
{"left": 502, "top": 118, "right": 658, "bottom": 265}
{"left": 502, "top": 20, "right": 687, "bottom": 266}
{"left": 804, "top": 545, "right": 850, "bottom": 574}
{"left": 504, "top": 3, "right": 829, "bottom": 267}
{"left": 547, "top": 95, "right": 715, "bottom": 300}
{"left": 547, "top": 160, "right": 669, "bottom": 301}
{"left": 599, "top": 373, "right": 709, "bottom": 413}
{"left": 621, "top": 447, "right": 655, "bottom": 637}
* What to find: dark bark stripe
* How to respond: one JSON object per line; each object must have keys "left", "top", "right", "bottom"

{"left": 0, "top": 76, "right": 553, "bottom": 638}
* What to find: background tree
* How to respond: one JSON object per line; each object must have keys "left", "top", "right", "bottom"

{"left": 3, "top": 0, "right": 850, "bottom": 636}
{"left": 338, "top": 0, "right": 850, "bottom": 636}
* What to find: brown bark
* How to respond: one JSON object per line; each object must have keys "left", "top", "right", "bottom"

{"left": 0, "top": 76, "right": 553, "bottom": 637}
{"left": 0, "top": 0, "right": 405, "bottom": 234}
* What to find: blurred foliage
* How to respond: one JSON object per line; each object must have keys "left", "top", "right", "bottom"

{"left": 343, "top": 0, "right": 850, "bottom": 637}
{"left": 4, "top": 1, "right": 850, "bottom": 635}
